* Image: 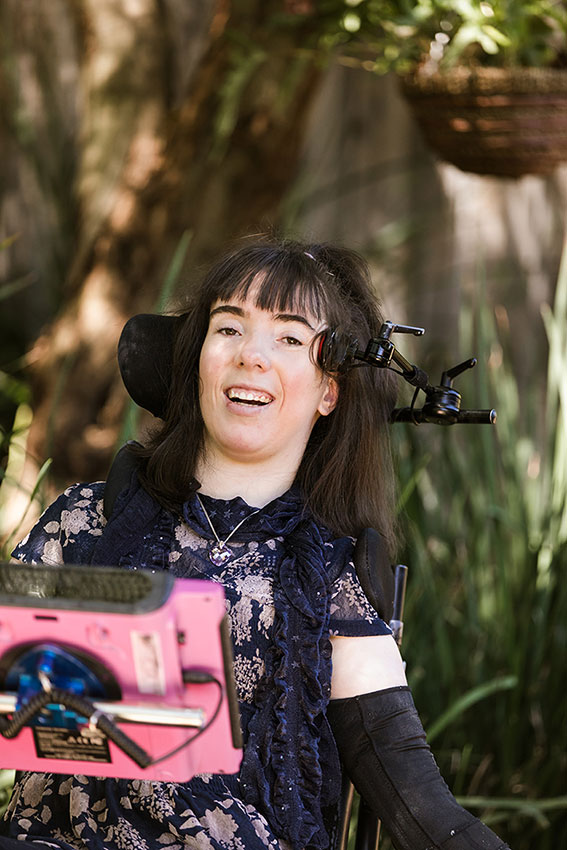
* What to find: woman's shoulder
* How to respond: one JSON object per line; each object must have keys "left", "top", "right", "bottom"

{"left": 59, "top": 480, "right": 106, "bottom": 507}
{"left": 320, "top": 528, "right": 356, "bottom": 580}
{"left": 42, "top": 480, "right": 107, "bottom": 527}
{"left": 322, "top": 527, "right": 393, "bottom": 637}
{"left": 12, "top": 481, "right": 107, "bottom": 565}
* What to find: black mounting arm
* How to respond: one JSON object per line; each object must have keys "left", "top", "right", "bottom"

{"left": 354, "top": 322, "right": 496, "bottom": 426}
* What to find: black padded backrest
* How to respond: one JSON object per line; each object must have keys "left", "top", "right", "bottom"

{"left": 352, "top": 528, "right": 395, "bottom": 623}
{"left": 102, "top": 440, "right": 144, "bottom": 521}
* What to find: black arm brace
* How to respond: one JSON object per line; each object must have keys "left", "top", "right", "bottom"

{"left": 327, "top": 686, "right": 510, "bottom": 850}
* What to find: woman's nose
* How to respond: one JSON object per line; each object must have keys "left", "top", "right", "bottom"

{"left": 237, "top": 333, "right": 271, "bottom": 370}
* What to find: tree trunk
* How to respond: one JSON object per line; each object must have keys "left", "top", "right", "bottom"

{"left": 2, "top": 0, "right": 323, "bottom": 496}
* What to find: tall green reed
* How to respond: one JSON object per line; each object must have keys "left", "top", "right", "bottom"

{"left": 116, "top": 230, "right": 191, "bottom": 448}
{"left": 389, "top": 240, "right": 567, "bottom": 848}
{"left": 0, "top": 233, "right": 50, "bottom": 561}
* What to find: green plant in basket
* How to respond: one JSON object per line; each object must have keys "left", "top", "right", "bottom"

{"left": 280, "top": 1, "right": 567, "bottom": 176}
{"left": 305, "top": 0, "right": 567, "bottom": 73}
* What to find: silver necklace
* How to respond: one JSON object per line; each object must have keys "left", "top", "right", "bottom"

{"left": 196, "top": 494, "right": 261, "bottom": 566}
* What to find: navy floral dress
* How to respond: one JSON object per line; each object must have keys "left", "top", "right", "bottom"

{"left": 3, "top": 480, "right": 390, "bottom": 850}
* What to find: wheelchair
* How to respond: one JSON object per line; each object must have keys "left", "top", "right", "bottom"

{"left": 0, "top": 316, "right": 495, "bottom": 849}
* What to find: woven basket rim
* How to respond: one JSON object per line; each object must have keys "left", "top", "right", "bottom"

{"left": 401, "top": 66, "right": 567, "bottom": 96}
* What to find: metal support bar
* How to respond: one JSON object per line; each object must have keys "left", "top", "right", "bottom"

{"left": 0, "top": 692, "right": 204, "bottom": 728}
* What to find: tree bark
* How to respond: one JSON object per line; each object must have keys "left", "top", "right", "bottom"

{"left": 3, "top": 0, "right": 323, "bottom": 491}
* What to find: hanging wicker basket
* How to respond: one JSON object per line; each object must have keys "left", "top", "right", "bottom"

{"left": 400, "top": 67, "right": 567, "bottom": 178}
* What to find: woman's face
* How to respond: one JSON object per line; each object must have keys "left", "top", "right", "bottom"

{"left": 198, "top": 285, "right": 338, "bottom": 474}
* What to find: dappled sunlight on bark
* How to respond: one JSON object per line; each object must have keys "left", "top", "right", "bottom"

{"left": 1, "top": 0, "right": 323, "bottom": 487}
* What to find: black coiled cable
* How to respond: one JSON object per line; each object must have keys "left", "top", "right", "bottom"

{"left": 0, "top": 689, "right": 151, "bottom": 767}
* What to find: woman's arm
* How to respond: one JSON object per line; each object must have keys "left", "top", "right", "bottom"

{"left": 328, "top": 635, "right": 510, "bottom": 850}
{"left": 330, "top": 634, "right": 407, "bottom": 698}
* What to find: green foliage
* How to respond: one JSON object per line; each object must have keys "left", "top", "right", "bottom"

{"left": 388, "top": 241, "right": 567, "bottom": 847}
{"left": 0, "top": 388, "right": 53, "bottom": 563}
{"left": 0, "top": 234, "right": 34, "bottom": 466}
{"left": 0, "top": 449, "right": 52, "bottom": 561}
{"left": 0, "top": 234, "right": 47, "bottom": 561}
{"left": 0, "top": 769, "right": 14, "bottom": 819}
{"left": 281, "top": 0, "right": 567, "bottom": 72}
{"left": 116, "top": 231, "right": 192, "bottom": 449}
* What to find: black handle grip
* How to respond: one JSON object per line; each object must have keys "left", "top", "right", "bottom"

{"left": 391, "top": 407, "right": 496, "bottom": 425}
{"left": 389, "top": 565, "right": 408, "bottom": 649}
{"left": 455, "top": 409, "right": 497, "bottom": 424}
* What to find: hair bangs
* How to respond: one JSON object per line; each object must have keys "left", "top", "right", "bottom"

{"left": 206, "top": 245, "right": 333, "bottom": 324}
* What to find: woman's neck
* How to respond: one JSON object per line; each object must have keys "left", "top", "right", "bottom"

{"left": 195, "top": 456, "right": 298, "bottom": 507}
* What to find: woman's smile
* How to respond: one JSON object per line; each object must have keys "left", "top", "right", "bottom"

{"left": 225, "top": 385, "right": 275, "bottom": 408}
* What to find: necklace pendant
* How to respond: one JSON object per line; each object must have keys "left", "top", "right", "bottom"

{"left": 209, "top": 543, "right": 233, "bottom": 566}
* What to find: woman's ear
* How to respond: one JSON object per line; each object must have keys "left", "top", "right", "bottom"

{"left": 318, "top": 377, "right": 339, "bottom": 417}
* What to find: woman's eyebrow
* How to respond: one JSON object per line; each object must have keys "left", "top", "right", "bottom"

{"left": 273, "top": 313, "right": 315, "bottom": 330}
{"left": 209, "top": 305, "right": 315, "bottom": 330}
{"left": 209, "top": 305, "right": 245, "bottom": 318}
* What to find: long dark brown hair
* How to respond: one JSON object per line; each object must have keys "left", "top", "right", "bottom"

{"left": 137, "top": 238, "right": 399, "bottom": 554}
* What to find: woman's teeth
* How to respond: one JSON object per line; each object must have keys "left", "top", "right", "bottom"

{"left": 227, "top": 389, "right": 272, "bottom": 405}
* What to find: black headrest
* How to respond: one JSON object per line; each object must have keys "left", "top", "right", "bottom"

{"left": 118, "top": 313, "right": 186, "bottom": 418}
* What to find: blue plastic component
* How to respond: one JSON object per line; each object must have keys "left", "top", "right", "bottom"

{"left": 5, "top": 644, "right": 108, "bottom": 729}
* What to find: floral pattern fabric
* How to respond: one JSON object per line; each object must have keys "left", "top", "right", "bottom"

{"left": 3, "top": 482, "right": 390, "bottom": 849}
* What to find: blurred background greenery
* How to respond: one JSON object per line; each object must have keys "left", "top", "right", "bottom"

{"left": 0, "top": 2, "right": 566, "bottom": 847}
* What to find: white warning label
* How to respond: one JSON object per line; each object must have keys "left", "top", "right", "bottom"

{"left": 131, "top": 630, "right": 166, "bottom": 695}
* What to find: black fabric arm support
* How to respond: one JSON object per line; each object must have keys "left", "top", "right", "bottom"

{"left": 327, "top": 686, "right": 510, "bottom": 850}
{"left": 103, "top": 440, "right": 144, "bottom": 520}
{"left": 352, "top": 528, "right": 395, "bottom": 623}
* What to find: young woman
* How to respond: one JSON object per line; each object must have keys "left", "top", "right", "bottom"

{"left": 1, "top": 239, "right": 510, "bottom": 850}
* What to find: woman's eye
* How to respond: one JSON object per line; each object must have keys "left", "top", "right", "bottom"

{"left": 218, "top": 326, "right": 239, "bottom": 336}
{"left": 282, "top": 335, "right": 302, "bottom": 346}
